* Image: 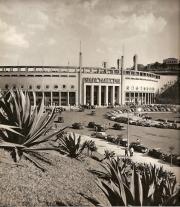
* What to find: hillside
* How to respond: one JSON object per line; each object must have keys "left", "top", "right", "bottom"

{"left": 156, "top": 79, "right": 180, "bottom": 104}
{"left": 0, "top": 149, "right": 108, "bottom": 207}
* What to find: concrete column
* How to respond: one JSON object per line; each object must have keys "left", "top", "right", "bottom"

{"left": 117, "top": 86, "right": 121, "bottom": 105}
{"left": 98, "top": 85, "right": 101, "bottom": 106}
{"left": 67, "top": 92, "right": 69, "bottom": 106}
{"left": 150, "top": 93, "right": 152, "bottom": 104}
{"left": 145, "top": 93, "right": 147, "bottom": 105}
{"left": 147, "top": 93, "right": 149, "bottom": 105}
{"left": 91, "top": 85, "right": 94, "bottom": 105}
{"left": 59, "top": 92, "right": 61, "bottom": 106}
{"left": 111, "top": 86, "right": 115, "bottom": 105}
{"left": 50, "top": 91, "right": 52, "bottom": 106}
{"left": 133, "top": 92, "right": 135, "bottom": 104}
{"left": 75, "top": 91, "right": 78, "bottom": 106}
{"left": 83, "top": 84, "right": 86, "bottom": 105}
{"left": 129, "top": 92, "right": 131, "bottom": 103}
{"left": 105, "top": 86, "right": 108, "bottom": 106}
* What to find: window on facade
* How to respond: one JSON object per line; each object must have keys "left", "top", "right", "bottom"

{"left": 37, "top": 85, "right": 41, "bottom": 89}
{"left": 46, "top": 85, "right": 49, "bottom": 89}
{"left": 13, "top": 85, "right": 16, "bottom": 89}
{"left": 21, "top": 85, "right": 24, "bottom": 89}
{"left": 54, "top": 85, "right": 58, "bottom": 89}
{"left": 29, "top": 85, "right": 32, "bottom": 89}
{"left": 71, "top": 85, "right": 75, "bottom": 89}
{"left": 126, "top": 86, "right": 129, "bottom": 90}
{"left": 5, "top": 84, "right": 9, "bottom": 89}
{"left": 136, "top": 87, "right": 138, "bottom": 90}
{"left": 62, "top": 85, "right": 66, "bottom": 89}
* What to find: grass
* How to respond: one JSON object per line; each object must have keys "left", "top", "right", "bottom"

{"left": 0, "top": 149, "right": 108, "bottom": 206}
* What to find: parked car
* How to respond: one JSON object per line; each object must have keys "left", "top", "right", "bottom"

{"left": 148, "top": 148, "right": 163, "bottom": 159}
{"left": 107, "top": 135, "right": 116, "bottom": 143}
{"left": 109, "top": 116, "right": 116, "bottom": 121}
{"left": 95, "top": 124, "right": 106, "bottom": 132}
{"left": 72, "top": 122, "right": 84, "bottom": 129}
{"left": 92, "top": 132, "right": 107, "bottom": 139}
{"left": 91, "top": 110, "right": 96, "bottom": 115}
{"left": 88, "top": 122, "right": 96, "bottom": 128}
{"left": 130, "top": 142, "right": 148, "bottom": 153}
{"left": 112, "top": 123, "right": 126, "bottom": 130}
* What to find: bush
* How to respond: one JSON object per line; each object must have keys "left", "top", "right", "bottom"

{"left": 83, "top": 158, "right": 180, "bottom": 206}
{"left": 0, "top": 89, "right": 64, "bottom": 171}
{"left": 57, "top": 133, "right": 87, "bottom": 159}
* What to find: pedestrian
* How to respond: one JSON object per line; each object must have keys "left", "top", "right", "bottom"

{"left": 129, "top": 147, "right": 134, "bottom": 157}
{"left": 125, "top": 147, "right": 128, "bottom": 157}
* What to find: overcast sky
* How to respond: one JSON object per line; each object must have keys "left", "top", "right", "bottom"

{"left": 0, "top": 0, "right": 179, "bottom": 67}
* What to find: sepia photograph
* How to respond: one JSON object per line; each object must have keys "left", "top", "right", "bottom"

{"left": 0, "top": 0, "right": 180, "bottom": 206}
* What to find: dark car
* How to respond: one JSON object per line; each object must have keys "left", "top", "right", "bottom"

{"left": 112, "top": 123, "right": 126, "bottom": 130}
{"left": 148, "top": 148, "right": 163, "bottom": 159}
{"left": 115, "top": 136, "right": 128, "bottom": 147}
{"left": 129, "top": 142, "right": 148, "bottom": 153}
{"left": 107, "top": 135, "right": 116, "bottom": 143}
{"left": 72, "top": 122, "right": 84, "bottom": 129}
{"left": 88, "top": 122, "right": 96, "bottom": 128}
{"left": 95, "top": 124, "right": 106, "bottom": 132}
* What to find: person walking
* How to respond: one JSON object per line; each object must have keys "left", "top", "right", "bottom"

{"left": 129, "top": 147, "right": 134, "bottom": 157}
{"left": 125, "top": 147, "right": 129, "bottom": 157}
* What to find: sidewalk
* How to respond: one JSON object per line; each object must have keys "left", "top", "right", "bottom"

{"left": 79, "top": 134, "right": 180, "bottom": 182}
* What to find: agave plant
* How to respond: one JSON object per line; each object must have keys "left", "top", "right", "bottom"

{"left": 100, "top": 150, "right": 116, "bottom": 162}
{"left": 0, "top": 89, "right": 67, "bottom": 170}
{"left": 57, "top": 133, "right": 87, "bottom": 159}
{"left": 85, "top": 140, "right": 97, "bottom": 156}
{"left": 83, "top": 158, "right": 180, "bottom": 206}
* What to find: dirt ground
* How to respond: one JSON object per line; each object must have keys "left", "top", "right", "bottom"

{"left": 57, "top": 108, "right": 180, "bottom": 154}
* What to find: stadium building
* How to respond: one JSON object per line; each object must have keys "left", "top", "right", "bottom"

{"left": 0, "top": 52, "right": 177, "bottom": 107}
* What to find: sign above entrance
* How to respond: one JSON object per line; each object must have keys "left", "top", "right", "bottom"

{"left": 83, "top": 78, "right": 120, "bottom": 84}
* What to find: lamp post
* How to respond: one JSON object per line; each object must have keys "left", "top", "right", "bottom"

{"left": 127, "top": 106, "right": 142, "bottom": 150}
{"left": 127, "top": 110, "right": 130, "bottom": 149}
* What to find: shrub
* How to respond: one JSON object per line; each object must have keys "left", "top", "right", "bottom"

{"left": 0, "top": 89, "right": 66, "bottom": 170}
{"left": 57, "top": 133, "right": 87, "bottom": 159}
{"left": 85, "top": 140, "right": 97, "bottom": 156}
{"left": 83, "top": 158, "right": 180, "bottom": 206}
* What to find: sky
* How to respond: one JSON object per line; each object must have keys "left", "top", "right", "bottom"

{"left": 0, "top": 0, "right": 179, "bottom": 68}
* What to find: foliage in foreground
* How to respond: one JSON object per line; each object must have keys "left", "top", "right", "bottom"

{"left": 100, "top": 149, "right": 116, "bottom": 162}
{"left": 0, "top": 89, "right": 66, "bottom": 170}
{"left": 85, "top": 140, "right": 97, "bottom": 156}
{"left": 82, "top": 158, "right": 180, "bottom": 206}
{"left": 57, "top": 133, "right": 87, "bottom": 159}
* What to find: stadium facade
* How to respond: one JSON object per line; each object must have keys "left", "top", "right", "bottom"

{"left": 0, "top": 53, "right": 177, "bottom": 107}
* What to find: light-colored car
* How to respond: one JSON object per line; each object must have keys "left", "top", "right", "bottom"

{"left": 95, "top": 132, "right": 107, "bottom": 139}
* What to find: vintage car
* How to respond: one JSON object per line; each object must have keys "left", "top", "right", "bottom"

{"left": 72, "top": 122, "right": 84, "bottom": 129}
{"left": 129, "top": 142, "right": 148, "bottom": 153}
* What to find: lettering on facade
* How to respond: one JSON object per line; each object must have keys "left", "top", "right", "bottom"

{"left": 83, "top": 78, "right": 120, "bottom": 84}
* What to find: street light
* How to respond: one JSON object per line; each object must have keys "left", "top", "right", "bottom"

{"left": 127, "top": 106, "right": 142, "bottom": 150}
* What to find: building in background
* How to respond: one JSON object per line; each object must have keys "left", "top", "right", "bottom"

{"left": 0, "top": 54, "right": 178, "bottom": 107}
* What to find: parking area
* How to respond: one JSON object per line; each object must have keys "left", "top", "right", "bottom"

{"left": 56, "top": 107, "right": 180, "bottom": 154}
